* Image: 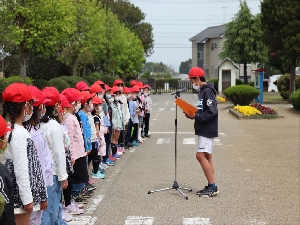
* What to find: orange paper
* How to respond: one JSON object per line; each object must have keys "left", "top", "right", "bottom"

{"left": 175, "top": 98, "right": 197, "bottom": 115}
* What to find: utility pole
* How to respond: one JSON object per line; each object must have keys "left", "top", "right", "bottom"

{"left": 222, "top": 7, "right": 227, "bottom": 24}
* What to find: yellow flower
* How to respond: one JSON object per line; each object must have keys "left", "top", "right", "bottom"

{"left": 217, "top": 96, "right": 226, "bottom": 102}
{"left": 234, "top": 106, "right": 262, "bottom": 116}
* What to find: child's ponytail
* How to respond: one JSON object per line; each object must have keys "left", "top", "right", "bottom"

{"left": 2, "top": 102, "right": 26, "bottom": 143}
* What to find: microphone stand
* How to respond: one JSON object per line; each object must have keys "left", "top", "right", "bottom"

{"left": 148, "top": 90, "right": 192, "bottom": 200}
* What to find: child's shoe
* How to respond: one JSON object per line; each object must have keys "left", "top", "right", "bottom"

{"left": 199, "top": 186, "right": 219, "bottom": 197}
{"left": 109, "top": 155, "right": 117, "bottom": 161}
{"left": 145, "top": 134, "right": 150, "bottom": 138}
{"left": 132, "top": 141, "right": 139, "bottom": 146}
{"left": 62, "top": 211, "right": 72, "bottom": 222}
{"left": 104, "top": 158, "right": 115, "bottom": 166}
{"left": 88, "top": 179, "right": 95, "bottom": 185}
{"left": 72, "top": 195, "right": 88, "bottom": 204}
{"left": 112, "top": 153, "right": 121, "bottom": 159}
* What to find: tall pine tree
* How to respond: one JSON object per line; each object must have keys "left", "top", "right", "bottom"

{"left": 220, "top": 0, "right": 267, "bottom": 84}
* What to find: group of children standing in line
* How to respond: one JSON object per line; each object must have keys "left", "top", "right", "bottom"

{"left": 0, "top": 78, "right": 152, "bottom": 225}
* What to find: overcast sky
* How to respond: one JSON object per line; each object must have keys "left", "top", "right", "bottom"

{"left": 130, "top": 0, "right": 262, "bottom": 72}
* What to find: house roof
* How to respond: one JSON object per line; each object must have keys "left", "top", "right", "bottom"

{"left": 189, "top": 25, "right": 225, "bottom": 43}
{"left": 215, "top": 57, "right": 239, "bottom": 69}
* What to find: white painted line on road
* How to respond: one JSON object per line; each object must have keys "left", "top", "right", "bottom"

{"left": 85, "top": 194, "right": 104, "bottom": 214}
{"left": 156, "top": 138, "right": 171, "bottom": 144}
{"left": 213, "top": 138, "right": 222, "bottom": 145}
{"left": 152, "top": 119, "right": 157, "bottom": 120}
{"left": 125, "top": 216, "right": 154, "bottom": 225}
{"left": 243, "top": 219, "right": 267, "bottom": 225}
{"left": 129, "top": 148, "right": 137, "bottom": 153}
{"left": 152, "top": 103, "right": 158, "bottom": 106}
{"left": 171, "top": 108, "right": 175, "bottom": 110}
{"left": 151, "top": 132, "right": 194, "bottom": 134}
{"left": 183, "top": 217, "right": 212, "bottom": 225}
{"left": 219, "top": 133, "right": 226, "bottom": 136}
{"left": 67, "top": 216, "right": 97, "bottom": 225}
{"left": 157, "top": 108, "right": 165, "bottom": 111}
{"left": 183, "top": 138, "right": 196, "bottom": 144}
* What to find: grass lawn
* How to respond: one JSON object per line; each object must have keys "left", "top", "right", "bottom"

{"left": 263, "top": 92, "right": 286, "bottom": 102}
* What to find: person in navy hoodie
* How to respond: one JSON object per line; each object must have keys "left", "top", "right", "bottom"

{"left": 185, "top": 67, "right": 219, "bottom": 198}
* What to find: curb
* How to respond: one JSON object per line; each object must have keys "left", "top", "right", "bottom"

{"left": 228, "top": 108, "right": 285, "bottom": 119}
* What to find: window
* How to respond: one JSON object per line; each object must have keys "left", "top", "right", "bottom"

{"left": 197, "top": 51, "right": 203, "bottom": 59}
{"left": 215, "top": 43, "right": 217, "bottom": 49}
{"left": 211, "top": 43, "right": 214, "bottom": 51}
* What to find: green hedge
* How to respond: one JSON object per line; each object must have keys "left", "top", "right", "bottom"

{"left": 48, "top": 78, "right": 69, "bottom": 92}
{"left": 0, "top": 79, "right": 9, "bottom": 100}
{"left": 32, "top": 79, "right": 49, "bottom": 90}
{"left": 82, "top": 75, "right": 98, "bottom": 86}
{"left": 223, "top": 85, "right": 260, "bottom": 106}
{"left": 60, "top": 76, "right": 90, "bottom": 88}
{"left": 5, "top": 76, "right": 32, "bottom": 85}
{"left": 277, "top": 74, "right": 300, "bottom": 100}
{"left": 290, "top": 89, "right": 300, "bottom": 110}
{"left": 208, "top": 78, "right": 218, "bottom": 92}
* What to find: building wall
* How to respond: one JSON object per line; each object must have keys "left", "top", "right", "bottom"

{"left": 204, "top": 37, "right": 223, "bottom": 80}
{"left": 197, "top": 43, "right": 204, "bottom": 69}
{"left": 218, "top": 61, "right": 238, "bottom": 93}
{"left": 191, "top": 42, "right": 197, "bottom": 67}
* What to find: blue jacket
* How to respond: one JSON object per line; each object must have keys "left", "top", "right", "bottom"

{"left": 194, "top": 83, "right": 218, "bottom": 138}
{"left": 78, "top": 110, "right": 92, "bottom": 152}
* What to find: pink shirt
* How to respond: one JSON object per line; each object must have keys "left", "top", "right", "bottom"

{"left": 63, "top": 113, "right": 86, "bottom": 161}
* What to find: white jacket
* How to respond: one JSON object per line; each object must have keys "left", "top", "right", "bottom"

{"left": 39, "top": 119, "right": 68, "bottom": 181}
{"left": 120, "top": 94, "right": 130, "bottom": 124}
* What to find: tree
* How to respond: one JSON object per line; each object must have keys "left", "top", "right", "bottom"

{"left": 0, "top": 0, "right": 76, "bottom": 79}
{"left": 220, "top": 0, "right": 268, "bottom": 84}
{"left": 261, "top": 0, "right": 300, "bottom": 95}
{"left": 100, "top": 0, "right": 154, "bottom": 57}
{"left": 179, "top": 59, "right": 192, "bottom": 74}
{"left": 58, "top": 0, "right": 106, "bottom": 76}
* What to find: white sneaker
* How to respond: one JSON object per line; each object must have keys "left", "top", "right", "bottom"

{"left": 64, "top": 203, "right": 84, "bottom": 215}
{"left": 62, "top": 211, "right": 72, "bottom": 222}
{"left": 117, "top": 151, "right": 123, "bottom": 156}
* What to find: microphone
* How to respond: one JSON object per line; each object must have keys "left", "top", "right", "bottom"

{"left": 170, "top": 87, "right": 187, "bottom": 95}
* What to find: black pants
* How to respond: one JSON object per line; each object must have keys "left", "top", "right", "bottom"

{"left": 63, "top": 183, "right": 72, "bottom": 206}
{"left": 144, "top": 113, "right": 150, "bottom": 135}
{"left": 125, "top": 120, "right": 132, "bottom": 145}
{"left": 88, "top": 142, "right": 100, "bottom": 173}
{"left": 130, "top": 123, "right": 138, "bottom": 142}
{"left": 118, "top": 130, "right": 125, "bottom": 145}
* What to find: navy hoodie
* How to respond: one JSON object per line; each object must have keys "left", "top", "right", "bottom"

{"left": 194, "top": 83, "right": 218, "bottom": 138}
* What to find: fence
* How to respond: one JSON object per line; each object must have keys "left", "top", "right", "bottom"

{"left": 137, "top": 79, "right": 194, "bottom": 94}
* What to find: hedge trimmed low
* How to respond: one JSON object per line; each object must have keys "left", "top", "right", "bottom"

{"left": 290, "top": 89, "right": 300, "bottom": 110}
{"left": 49, "top": 78, "right": 69, "bottom": 92}
{"left": 32, "top": 79, "right": 49, "bottom": 90}
{"left": 223, "top": 85, "right": 260, "bottom": 106}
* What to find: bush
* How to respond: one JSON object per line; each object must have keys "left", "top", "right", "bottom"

{"left": 277, "top": 74, "right": 300, "bottom": 100}
{"left": 99, "top": 75, "right": 116, "bottom": 87}
{"left": 290, "top": 89, "right": 300, "bottom": 110}
{"left": 223, "top": 85, "right": 260, "bottom": 106}
{"left": 59, "top": 76, "right": 90, "bottom": 88}
{"left": 82, "top": 75, "right": 98, "bottom": 86}
{"left": 208, "top": 78, "right": 218, "bottom": 92}
{"left": 32, "top": 79, "right": 49, "bottom": 90}
{"left": 48, "top": 78, "right": 69, "bottom": 92}
{"left": 5, "top": 76, "right": 32, "bottom": 85}
{"left": 236, "top": 79, "right": 243, "bottom": 85}
{"left": 0, "top": 79, "right": 9, "bottom": 101}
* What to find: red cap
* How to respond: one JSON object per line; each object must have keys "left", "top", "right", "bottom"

{"left": 144, "top": 84, "right": 151, "bottom": 90}
{"left": 111, "top": 85, "right": 121, "bottom": 94}
{"left": 123, "top": 87, "right": 131, "bottom": 93}
{"left": 92, "top": 96, "right": 102, "bottom": 105}
{"left": 0, "top": 115, "right": 11, "bottom": 137}
{"left": 113, "top": 79, "right": 123, "bottom": 86}
{"left": 131, "top": 85, "right": 140, "bottom": 93}
{"left": 94, "top": 80, "right": 104, "bottom": 85}
{"left": 130, "top": 80, "right": 138, "bottom": 87}
{"left": 60, "top": 94, "right": 73, "bottom": 108}
{"left": 61, "top": 88, "right": 82, "bottom": 103}
{"left": 42, "top": 87, "right": 60, "bottom": 106}
{"left": 80, "top": 91, "right": 95, "bottom": 104}
{"left": 28, "top": 86, "right": 51, "bottom": 107}
{"left": 75, "top": 81, "right": 90, "bottom": 91}
{"left": 2, "top": 83, "right": 33, "bottom": 103}
{"left": 137, "top": 81, "right": 144, "bottom": 88}
{"left": 188, "top": 67, "right": 205, "bottom": 78}
{"left": 104, "top": 84, "right": 111, "bottom": 91}
{"left": 90, "top": 83, "right": 103, "bottom": 94}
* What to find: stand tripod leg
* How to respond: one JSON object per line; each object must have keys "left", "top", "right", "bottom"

{"left": 178, "top": 187, "right": 193, "bottom": 192}
{"left": 176, "top": 188, "right": 189, "bottom": 200}
{"left": 148, "top": 187, "right": 172, "bottom": 194}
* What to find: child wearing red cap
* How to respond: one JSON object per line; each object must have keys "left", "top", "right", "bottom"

{"left": 2, "top": 83, "right": 47, "bottom": 225}
{"left": 23, "top": 86, "right": 53, "bottom": 225}
{"left": 0, "top": 115, "right": 15, "bottom": 225}
{"left": 39, "top": 87, "right": 69, "bottom": 224}
{"left": 142, "top": 85, "right": 152, "bottom": 138}
{"left": 128, "top": 86, "right": 141, "bottom": 146}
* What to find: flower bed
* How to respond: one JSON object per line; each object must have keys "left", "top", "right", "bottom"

{"left": 232, "top": 104, "right": 280, "bottom": 119}
{"left": 216, "top": 96, "right": 226, "bottom": 103}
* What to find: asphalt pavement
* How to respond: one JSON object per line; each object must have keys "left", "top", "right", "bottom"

{"left": 1, "top": 93, "right": 299, "bottom": 225}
